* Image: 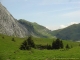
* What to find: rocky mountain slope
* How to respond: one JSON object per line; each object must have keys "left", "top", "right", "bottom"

{"left": 0, "top": 2, "right": 31, "bottom": 37}
{"left": 0, "top": 3, "right": 53, "bottom": 38}
{"left": 1, "top": 2, "right": 80, "bottom": 40}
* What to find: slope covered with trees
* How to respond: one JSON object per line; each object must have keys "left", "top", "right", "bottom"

{"left": 52, "top": 24, "right": 80, "bottom": 41}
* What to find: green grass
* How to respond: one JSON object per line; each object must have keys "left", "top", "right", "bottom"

{"left": 0, "top": 34, "right": 80, "bottom": 60}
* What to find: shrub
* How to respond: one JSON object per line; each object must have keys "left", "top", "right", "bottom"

{"left": 79, "top": 44, "right": 80, "bottom": 46}
{"left": 2, "top": 36, "right": 4, "bottom": 39}
{"left": 12, "top": 38, "right": 15, "bottom": 42}
{"left": 46, "top": 44, "right": 52, "bottom": 50}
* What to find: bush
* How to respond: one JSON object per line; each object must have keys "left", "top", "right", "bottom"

{"left": 79, "top": 44, "right": 80, "bottom": 46}
{"left": 36, "top": 45, "right": 47, "bottom": 50}
{"left": 2, "top": 36, "right": 4, "bottom": 39}
{"left": 46, "top": 44, "right": 52, "bottom": 50}
{"left": 12, "top": 38, "right": 15, "bottom": 42}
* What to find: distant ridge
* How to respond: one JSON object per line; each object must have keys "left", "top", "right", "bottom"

{"left": 52, "top": 24, "right": 80, "bottom": 41}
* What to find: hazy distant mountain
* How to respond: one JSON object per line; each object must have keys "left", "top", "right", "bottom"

{"left": 52, "top": 24, "right": 80, "bottom": 41}
{"left": 0, "top": 3, "right": 53, "bottom": 38}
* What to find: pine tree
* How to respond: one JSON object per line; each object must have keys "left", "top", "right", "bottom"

{"left": 66, "top": 44, "right": 70, "bottom": 49}
{"left": 19, "top": 36, "right": 35, "bottom": 50}
{"left": 52, "top": 41, "right": 56, "bottom": 49}
{"left": 60, "top": 40, "right": 63, "bottom": 48}
{"left": 27, "top": 36, "right": 35, "bottom": 48}
{"left": 52, "top": 38, "right": 64, "bottom": 49}
{"left": 20, "top": 40, "right": 31, "bottom": 50}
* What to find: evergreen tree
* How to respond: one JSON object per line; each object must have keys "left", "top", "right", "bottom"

{"left": 55, "top": 38, "right": 61, "bottom": 49}
{"left": 27, "top": 36, "right": 35, "bottom": 48}
{"left": 60, "top": 40, "right": 64, "bottom": 48}
{"left": 20, "top": 36, "right": 35, "bottom": 50}
{"left": 52, "top": 41, "right": 56, "bottom": 49}
{"left": 20, "top": 40, "right": 31, "bottom": 50}
{"left": 66, "top": 44, "right": 70, "bottom": 49}
{"left": 52, "top": 38, "right": 64, "bottom": 49}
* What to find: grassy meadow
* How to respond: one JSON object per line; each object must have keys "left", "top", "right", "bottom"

{"left": 0, "top": 34, "right": 80, "bottom": 60}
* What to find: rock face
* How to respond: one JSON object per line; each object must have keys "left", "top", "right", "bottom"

{"left": 0, "top": 2, "right": 29, "bottom": 37}
{"left": 0, "top": 2, "right": 53, "bottom": 38}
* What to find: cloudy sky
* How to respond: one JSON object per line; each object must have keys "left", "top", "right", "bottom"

{"left": 1, "top": 0, "right": 80, "bottom": 30}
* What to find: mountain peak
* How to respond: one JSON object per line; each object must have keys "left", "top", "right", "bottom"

{"left": 0, "top": 3, "right": 53, "bottom": 38}
{"left": 0, "top": 3, "right": 29, "bottom": 37}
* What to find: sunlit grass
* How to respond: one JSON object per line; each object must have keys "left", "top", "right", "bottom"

{"left": 0, "top": 34, "right": 80, "bottom": 60}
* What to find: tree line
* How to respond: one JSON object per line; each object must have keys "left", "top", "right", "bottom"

{"left": 19, "top": 36, "right": 70, "bottom": 50}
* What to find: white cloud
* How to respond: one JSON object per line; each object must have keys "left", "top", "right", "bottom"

{"left": 46, "top": 25, "right": 67, "bottom": 30}
{"left": 46, "top": 26, "right": 60, "bottom": 30}
{"left": 60, "top": 25, "right": 67, "bottom": 28}
{"left": 46, "top": 22, "right": 79, "bottom": 30}
{"left": 70, "top": 22, "right": 79, "bottom": 25}
{"left": 60, "top": 22, "right": 79, "bottom": 29}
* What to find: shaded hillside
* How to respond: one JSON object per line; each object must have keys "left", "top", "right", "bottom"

{"left": 18, "top": 19, "right": 53, "bottom": 38}
{"left": 52, "top": 24, "right": 80, "bottom": 41}
{"left": 32, "top": 22, "right": 53, "bottom": 38}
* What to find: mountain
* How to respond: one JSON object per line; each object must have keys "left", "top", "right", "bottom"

{"left": 52, "top": 24, "right": 80, "bottom": 41}
{"left": 0, "top": 3, "right": 53, "bottom": 38}
{"left": 18, "top": 19, "right": 53, "bottom": 38}
{"left": 32, "top": 22, "right": 53, "bottom": 38}
{"left": 0, "top": 2, "right": 38, "bottom": 37}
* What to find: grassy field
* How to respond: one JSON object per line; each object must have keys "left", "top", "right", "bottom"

{"left": 0, "top": 34, "right": 80, "bottom": 60}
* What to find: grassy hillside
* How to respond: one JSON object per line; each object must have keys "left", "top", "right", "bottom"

{"left": 18, "top": 19, "right": 53, "bottom": 38}
{"left": 0, "top": 34, "right": 80, "bottom": 60}
{"left": 52, "top": 24, "right": 80, "bottom": 41}
{"left": 32, "top": 22, "right": 53, "bottom": 38}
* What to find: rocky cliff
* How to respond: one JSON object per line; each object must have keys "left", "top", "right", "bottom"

{"left": 0, "top": 2, "right": 29, "bottom": 37}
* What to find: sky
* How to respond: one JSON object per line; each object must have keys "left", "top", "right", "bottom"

{"left": 0, "top": 0, "right": 80, "bottom": 30}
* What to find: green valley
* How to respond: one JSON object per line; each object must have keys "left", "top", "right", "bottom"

{"left": 0, "top": 34, "right": 80, "bottom": 60}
